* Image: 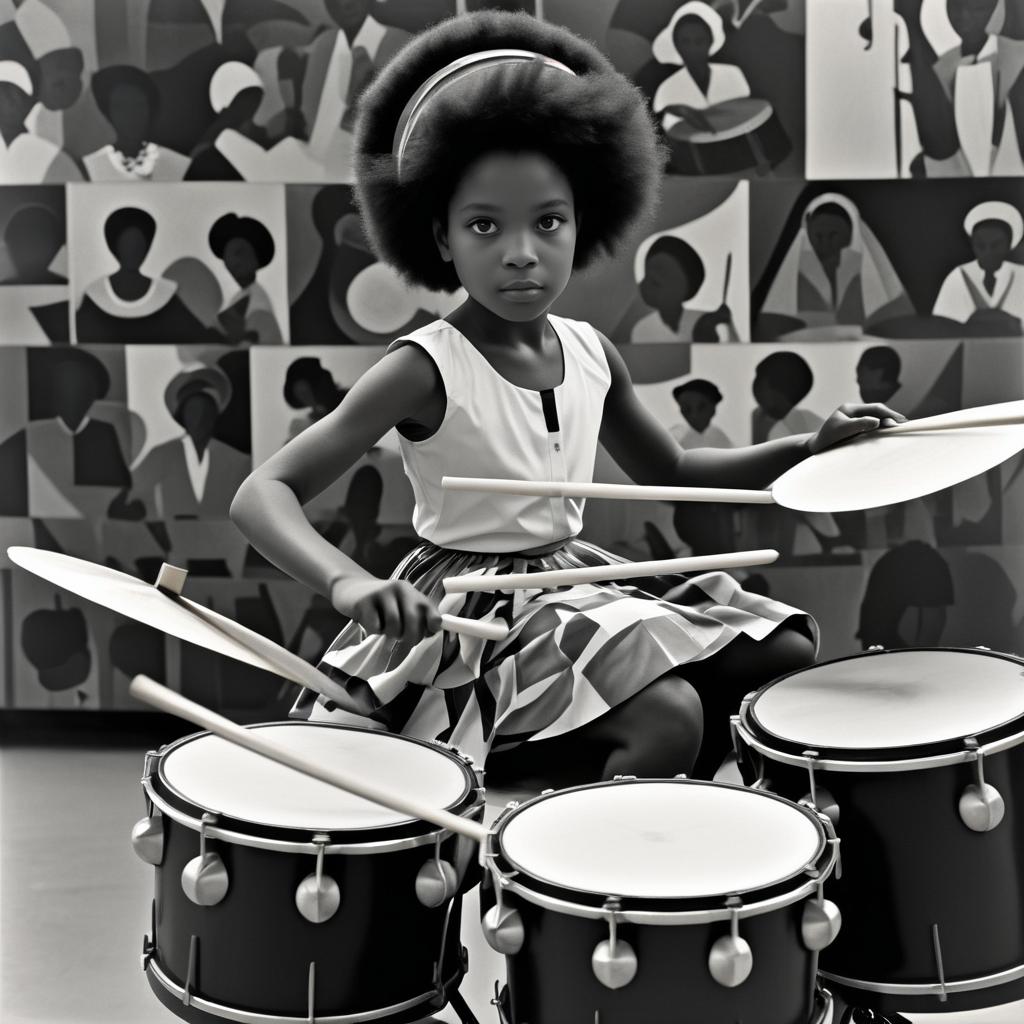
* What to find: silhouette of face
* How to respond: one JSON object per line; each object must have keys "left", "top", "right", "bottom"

{"left": 807, "top": 210, "right": 853, "bottom": 264}
{"left": 947, "top": 0, "right": 998, "bottom": 46}
{"left": 752, "top": 372, "right": 793, "bottom": 420}
{"left": 51, "top": 362, "right": 100, "bottom": 427}
{"left": 676, "top": 391, "right": 716, "bottom": 432}
{"left": 221, "top": 235, "right": 259, "bottom": 286}
{"left": 106, "top": 81, "right": 151, "bottom": 139}
{"left": 0, "top": 82, "right": 32, "bottom": 132}
{"left": 971, "top": 220, "right": 1012, "bottom": 273}
{"left": 436, "top": 150, "right": 577, "bottom": 324}
{"left": 856, "top": 362, "right": 899, "bottom": 404}
{"left": 325, "top": 0, "right": 371, "bottom": 33}
{"left": 36, "top": 48, "right": 84, "bottom": 111}
{"left": 6, "top": 211, "right": 61, "bottom": 280}
{"left": 640, "top": 251, "right": 691, "bottom": 311}
{"left": 112, "top": 224, "right": 152, "bottom": 271}
{"left": 176, "top": 391, "right": 220, "bottom": 440}
{"left": 673, "top": 16, "right": 714, "bottom": 66}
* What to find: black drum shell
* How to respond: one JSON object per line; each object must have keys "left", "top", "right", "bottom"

{"left": 738, "top": 650, "right": 1024, "bottom": 1014}
{"left": 484, "top": 780, "right": 832, "bottom": 1024}
{"left": 143, "top": 725, "right": 481, "bottom": 1021}
{"left": 665, "top": 112, "right": 790, "bottom": 175}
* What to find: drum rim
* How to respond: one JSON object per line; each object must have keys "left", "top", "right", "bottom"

{"left": 742, "top": 646, "right": 1024, "bottom": 762}
{"left": 149, "top": 722, "right": 479, "bottom": 844}
{"left": 489, "top": 778, "right": 831, "bottom": 914}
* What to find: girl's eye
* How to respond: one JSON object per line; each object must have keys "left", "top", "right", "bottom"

{"left": 469, "top": 219, "right": 497, "bottom": 235}
{"left": 537, "top": 214, "right": 564, "bottom": 232}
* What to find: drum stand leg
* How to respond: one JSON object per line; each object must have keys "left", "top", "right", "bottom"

{"left": 448, "top": 988, "right": 481, "bottom": 1024}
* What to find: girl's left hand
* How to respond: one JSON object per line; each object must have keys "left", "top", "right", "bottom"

{"left": 808, "top": 403, "right": 907, "bottom": 456}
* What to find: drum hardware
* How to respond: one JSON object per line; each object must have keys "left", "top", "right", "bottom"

{"left": 141, "top": 900, "right": 157, "bottom": 972}
{"left": 307, "top": 962, "right": 318, "bottom": 1024}
{"left": 183, "top": 934, "right": 198, "bottom": 1007}
{"left": 590, "top": 898, "right": 638, "bottom": 990}
{"left": 181, "top": 812, "right": 229, "bottom": 906}
{"left": 800, "top": 870, "right": 842, "bottom": 952}
{"left": 932, "top": 923, "right": 948, "bottom": 1003}
{"left": 800, "top": 750, "right": 840, "bottom": 826}
{"left": 295, "top": 834, "right": 341, "bottom": 924}
{"left": 707, "top": 896, "right": 754, "bottom": 988}
{"left": 959, "top": 737, "right": 1005, "bottom": 832}
{"left": 132, "top": 751, "right": 166, "bottom": 866}
{"left": 481, "top": 858, "right": 525, "bottom": 956}
{"left": 416, "top": 833, "right": 459, "bottom": 908}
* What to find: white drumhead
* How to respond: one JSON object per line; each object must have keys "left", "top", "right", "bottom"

{"left": 161, "top": 725, "right": 470, "bottom": 830}
{"left": 754, "top": 650, "right": 1024, "bottom": 749}
{"left": 499, "top": 783, "right": 821, "bottom": 898}
{"left": 771, "top": 423, "right": 1024, "bottom": 513}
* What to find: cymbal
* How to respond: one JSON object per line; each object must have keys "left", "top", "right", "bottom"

{"left": 771, "top": 414, "right": 1024, "bottom": 513}
{"left": 6, "top": 547, "right": 369, "bottom": 716}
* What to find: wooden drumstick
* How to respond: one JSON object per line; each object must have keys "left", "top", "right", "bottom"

{"left": 443, "top": 549, "right": 779, "bottom": 594}
{"left": 440, "top": 613, "right": 508, "bottom": 640}
{"left": 442, "top": 476, "right": 775, "bottom": 504}
{"left": 130, "top": 674, "right": 491, "bottom": 844}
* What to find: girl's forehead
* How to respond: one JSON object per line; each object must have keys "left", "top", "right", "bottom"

{"left": 451, "top": 150, "right": 574, "bottom": 204}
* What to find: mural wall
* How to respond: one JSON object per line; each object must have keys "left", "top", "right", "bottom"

{"left": 1, "top": 0, "right": 1023, "bottom": 715}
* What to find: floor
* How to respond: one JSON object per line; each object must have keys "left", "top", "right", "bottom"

{"left": 2, "top": 745, "right": 1023, "bottom": 1024}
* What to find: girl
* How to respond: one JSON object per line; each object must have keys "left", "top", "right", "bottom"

{"left": 230, "top": 11, "right": 902, "bottom": 784}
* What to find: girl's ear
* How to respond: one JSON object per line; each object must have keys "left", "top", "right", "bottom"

{"left": 432, "top": 218, "right": 453, "bottom": 263}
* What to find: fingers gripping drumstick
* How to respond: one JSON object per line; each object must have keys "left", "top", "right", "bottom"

{"left": 130, "top": 675, "right": 490, "bottom": 844}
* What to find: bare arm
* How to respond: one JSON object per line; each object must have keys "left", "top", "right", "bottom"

{"left": 229, "top": 344, "right": 444, "bottom": 640}
{"left": 596, "top": 335, "right": 902, "bottom": 491}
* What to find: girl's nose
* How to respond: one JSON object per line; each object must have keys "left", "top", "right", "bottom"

{"left": 502, "top": 232, "right": 538, "bottom": 268}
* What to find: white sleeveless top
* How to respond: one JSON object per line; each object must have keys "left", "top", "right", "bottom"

{"left": 391, "top": 316, "right": 611, "bottom": 552}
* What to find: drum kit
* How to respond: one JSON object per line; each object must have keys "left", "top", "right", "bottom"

{"left": 9, "top": 400, "right": 1024, "bottom": 1024}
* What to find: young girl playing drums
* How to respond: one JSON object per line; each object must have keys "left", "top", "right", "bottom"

{"left": 230, "top": 11, "right": 902, "bottom": 784}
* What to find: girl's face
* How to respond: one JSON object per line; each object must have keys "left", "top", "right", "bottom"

{"left": 434, "top": 150, "right": 577, "bottom": 323}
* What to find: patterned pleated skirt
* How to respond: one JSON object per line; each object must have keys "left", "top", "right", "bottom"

{"left": 290, "top": 538, "right": 816, "bottom": 765}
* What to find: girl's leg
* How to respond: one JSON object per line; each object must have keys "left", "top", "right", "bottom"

{"left": 684, "top": 623, "right": 816, "bottom": 779}
{"left": 486, "top": 672, "right": 703, "bottom": 785}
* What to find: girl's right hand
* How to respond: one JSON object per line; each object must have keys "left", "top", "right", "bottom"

{"left": 330, "top": 577, "right": 443, "bottom": 643}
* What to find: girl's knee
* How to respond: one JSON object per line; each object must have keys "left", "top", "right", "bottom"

{"left": 629, "top": 673, "right": 704, "bottom": 744}
{"left": 760, "top": 625, "right": 815, "bottom": 680}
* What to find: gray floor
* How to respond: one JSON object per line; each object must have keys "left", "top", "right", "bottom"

{"left": 2, "top": 745, "right": 1022, "bottom": 1024}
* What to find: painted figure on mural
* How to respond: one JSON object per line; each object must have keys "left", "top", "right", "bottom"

{"left": 757, "top": 192, "right": 913, "bottom": 338}
{"left": 670, "top": 378, "right": 734, "bottom": 447}
{"left": 932, "top": 199, "right": 1024, "bottom": 334}
{"left": 128, "top": 365, "right": 251, "bottom": 520}
{"left": 84, "top": 66, "right": 190, "bottom": 182}
{"left": 0, "top": 202, "right": 68, "bottom": 344}
{"left": 208, "top": 212, "right": 284, "bottom": 344}
{"left": 284, "top": 357, "right": 346, "bottom": 439}
{"left": 896, "top": 0, "right": 1024, "bottom": 177}
{"left": 0, "top": 59, "right": 81, "bottom": 182}
{"left": 631, "top": 234, "right": 738, "bottom": 342}
{"left": 76, "top": 207, "right": 206, "bottom": 345}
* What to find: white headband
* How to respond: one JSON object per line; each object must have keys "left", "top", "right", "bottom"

{"left": 653, "top": 2, "right": 727, "bottom": 64}
{"left": 209, "top": 61, "right": 263, "bottom": 113}
{"left": 964, "top": 200, "right": 1023, "bottom": 248}
{"left": 392, "top": 49, "right": 577, "bottom": 180}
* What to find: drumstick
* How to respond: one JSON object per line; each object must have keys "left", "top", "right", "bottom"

{"left": 878, "top": 406, "right": 1024, "bottom": 435}
{"left": 722, "top": 252, "right": 732, "bottom": 305}
{"left": 440, "top": 613, "right": 508, "bottom": 640}
{"left": 443, "top": 549, "right": 779, "bottom": 594}
{"left": 129, "top": 674, "right": 491, "bottom": 844}
{"left": 442, "top": 476, "right": 775, "bottom": 504}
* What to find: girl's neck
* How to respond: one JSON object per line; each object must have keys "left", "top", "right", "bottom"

{"left": 446, "top": 299, "right": 551, "bottom": 350}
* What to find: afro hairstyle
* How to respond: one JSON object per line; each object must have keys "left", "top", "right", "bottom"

{"left": 209, "top": 213, "right": 276, "bottom": 267}
{"left": 354, "top": 11, "right": 665, "bottom": 293}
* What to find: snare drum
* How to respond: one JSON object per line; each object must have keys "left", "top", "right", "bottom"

{"left": 132, "top": 723, "right": 484, "bottom": 1024}
{"left": 734, "top": 647, "right": 1024, "bottom": 1015}
{"left": 480, "top": 778, "right": 839, "bottom": 1024}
